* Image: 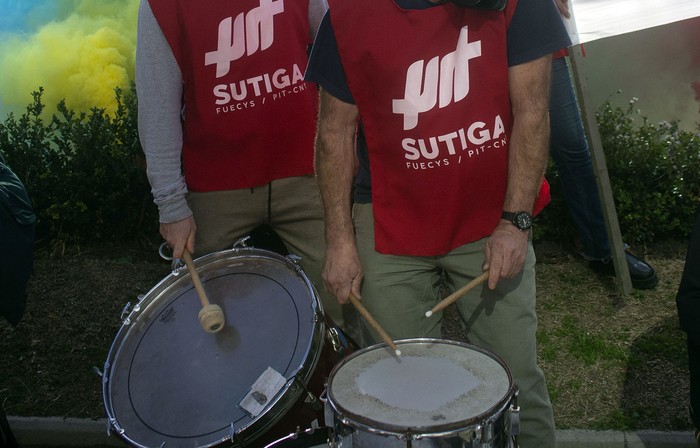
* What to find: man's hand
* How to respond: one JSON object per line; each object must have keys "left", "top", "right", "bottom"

{"left": 482, "top": 221, "right": 529, "bottom": 289}
{"left": 160, "top": 215, "right": 196, "bottom": 259}
{"left": 322, "top": 240, "right": 363, "bottom": 304}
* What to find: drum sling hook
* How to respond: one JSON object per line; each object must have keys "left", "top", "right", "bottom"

{"left": 293, "top": 375, "right": 323, "bottom": 412}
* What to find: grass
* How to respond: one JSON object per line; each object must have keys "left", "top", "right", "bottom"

{"left": 532, "top": 245, "right": 691, "bottom": 431}
{"left": 0, "top": 239, "right": 693, "bottom": 433}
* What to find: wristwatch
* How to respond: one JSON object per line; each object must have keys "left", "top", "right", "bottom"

{"left": 501, "top": 211, "right": 532, "bottom": 231}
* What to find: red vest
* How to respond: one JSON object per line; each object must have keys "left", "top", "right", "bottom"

{"left": 148, "top": 0, "right": 318, "bottom": 191}
{"left": 330, "top": 0, "right": 549, "bottom": 256}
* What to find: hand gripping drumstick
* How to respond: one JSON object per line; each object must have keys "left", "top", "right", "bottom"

{"left": 348, "top": 292, "right": 401, "bottom": 357}
{"left": 425, "top": 271, "right": 489, "bottom": 318}
{"left": 182, "top": 250, "right": 225, "bottom": 333}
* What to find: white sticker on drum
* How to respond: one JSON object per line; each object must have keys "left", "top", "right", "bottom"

{"left": 239, "top": 367, "right": 286, "bottom": 417}
{"left": 356, "top": 356, "right": 480, "bottom": 412}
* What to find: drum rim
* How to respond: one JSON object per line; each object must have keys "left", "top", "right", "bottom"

{"left": 325, "top": 338, "right": 517, "bottom": 437}
{"left": 102, "top": 247, "right": 325, "bottom": 447}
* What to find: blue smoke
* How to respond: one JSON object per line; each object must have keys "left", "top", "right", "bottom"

{"left": 0, "top": 0, "right": 70, "bottom": 34}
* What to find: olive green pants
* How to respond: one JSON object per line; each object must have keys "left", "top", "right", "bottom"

{"left": 353, "top": 202, "right": 556, "bottom": 448}
{"left": 186, "top": 176, "right": 360, "bottom": 342}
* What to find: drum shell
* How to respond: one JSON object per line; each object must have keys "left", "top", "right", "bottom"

{"left": 102, "top": 248, "right": 333, "bottom": 448}
{"left": 324, "top": 339, "right": 519, "bottom": 448}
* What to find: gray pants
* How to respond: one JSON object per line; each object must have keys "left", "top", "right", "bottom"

{"left": 353, "top": 202, "right": 556, "bottom": 448}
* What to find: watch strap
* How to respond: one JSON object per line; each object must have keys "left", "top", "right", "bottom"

{"left": 501, "top": 211, "right": 516, "bottom": 221}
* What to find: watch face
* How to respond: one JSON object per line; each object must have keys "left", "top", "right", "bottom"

{"left": 515, "top": 212, "right": 532, "bottom": 230}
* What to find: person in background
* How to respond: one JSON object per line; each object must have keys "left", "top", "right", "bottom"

{"left": 307, "top": 0, "right": 569, "bottom": 446}
{"left": 135, "top": 0, "right": 358, "bottom": 339}
{"left": 0, "top": 159, "right": 34, "bottom": 327}
{"left": 676, "top": 203, "right": 700, "bottom": 447}
{"left": 550, "top": 0, "right": 658, "bottom": 289}
{"left": 0, "top": 158, "right": 32, "bottom": 448}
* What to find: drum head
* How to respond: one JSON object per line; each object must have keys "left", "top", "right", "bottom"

{"left": 327, "top": 339, "right": 513, "bottom": 435}
{"left": 103, "top": 249, "right": 323, "bottom": 448}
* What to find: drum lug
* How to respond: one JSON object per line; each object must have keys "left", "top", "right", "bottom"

{"left": 322, "top": 390, "right": 334, "bottom": 428}
{"left": 325, "top": 393, "right": 355, "bottom": 446}
{"left": 119, "top": 302, "right": 132, "bottom": 325}
{"left": 508, "top": 388, "right": 520, "bottom": 440}
{"left": 287, "top": 254, "right": 304, "bottom": 270}
{"left": 459, "top": 426, "right": 482, "bottom": 446}
{"left": 135, "top": 294, "right": 145, "bottom": 309}
{"left": 107, "top": 418, "right": 125, "bottom": 437}
{"left": 509, "top": 404, "right": 521, "bottom": 437}
{"left": 170, "top": 257, "right": 186, "bottom": 274}
{"left": 228, "top": 422, "right": 236, "bottom": 443}
{"left": 405, "top": 431, "right": 414, "bottom": 448}
{"left": 233, "top": 235, "right": 252, "bottom": 248}
{"left": 332, "top": 420, "right": 355, "bottom": 448}
{"left": 461, "top": 424, "right": 499, "bottom": 448}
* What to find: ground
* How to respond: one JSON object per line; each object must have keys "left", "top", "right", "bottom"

{"left": 0, "top": 239, "right": 693, "bottom": 432}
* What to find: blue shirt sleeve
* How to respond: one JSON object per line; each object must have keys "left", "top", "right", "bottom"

{"left": 507, "top": 0, "right": 571, "bottom": 66}
{"left": 305, "top": 11, "right": 356, "bottom": 104}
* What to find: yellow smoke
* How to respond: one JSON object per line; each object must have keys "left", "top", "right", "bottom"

{"left": 0, "top": 0, "right": 139, "bottom": 117}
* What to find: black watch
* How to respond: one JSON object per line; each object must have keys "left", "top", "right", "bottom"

{"left": 501, "top": 211, "right": 532, "bottom": 231}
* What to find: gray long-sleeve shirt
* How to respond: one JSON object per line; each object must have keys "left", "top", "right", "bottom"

{"left": 135, "top": 0, "right": 328, "bottom": 223}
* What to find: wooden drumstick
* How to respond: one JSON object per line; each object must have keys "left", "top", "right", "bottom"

{"left": 348, "top": 292, "right": 401, "bottom": 357}
{"left": 182, "top": 250, "right": 225, "bottom": 333}
{"left": 425, "top": 271, "right": 489, "bottom": 318}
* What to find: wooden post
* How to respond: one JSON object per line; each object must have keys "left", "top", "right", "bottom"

{"left": 567, "top": 45, "right": 633, "bottom": 295}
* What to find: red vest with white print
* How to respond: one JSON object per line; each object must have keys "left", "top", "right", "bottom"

{"left": 329, "top": 0, "right": 549, "bottom": 256}
{"left": 148, "top": 0, "right": 318, "bottom": 191}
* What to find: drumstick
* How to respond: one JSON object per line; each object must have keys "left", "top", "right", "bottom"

{"left": 182, "top": 250, "right": 225, "bottom": 333}
{"left": 348, "top": 292, "right": 401, "bottom": 357}
{"left": 425, "top": 271, "right": 489, "bottom": 318}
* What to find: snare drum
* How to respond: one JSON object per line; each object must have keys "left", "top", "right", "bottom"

{"left": 102, "top": 248, "right": 338, "bottom": 448}
{"left": 324, "top": 339, "right": 519, "bottom": 448}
